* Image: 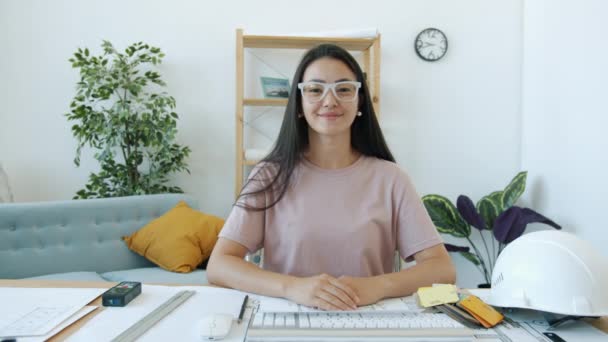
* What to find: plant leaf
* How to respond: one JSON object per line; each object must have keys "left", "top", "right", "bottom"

{"left": 422, "top": 194, "right": 470, "bottom": 238}
{"left": 488, "top": 191, "right": 504, "bottom": 213}
{"left": 457, "top": 195, "right": 486, "bottom": 230}
{"left": 444, "top": 243, "right": 470, "bottom": 253}
{"left": 502, "top": 171, "right": 527, "bottom": 208}
{"left": 460, "top": 251, "right": 481, "bottom": 265}
{"left": 477, "top": 194, "right": 500, "bottom": 230}
{"left": 520, "top": 208, "right": 562, "bottom": 230}
{"left": 494, "top": 206, "right": 561, "bottom": 244}
{"left": 493, "top": 206, "right": 523, "bottom": 243}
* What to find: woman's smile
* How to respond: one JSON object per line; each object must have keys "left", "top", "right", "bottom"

{"left": 317, "top": 111, "right": 343, "bottom": 120}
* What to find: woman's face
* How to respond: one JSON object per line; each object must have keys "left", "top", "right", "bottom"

{"left": 300, "top": 57, "right": 359, "bottom": 139}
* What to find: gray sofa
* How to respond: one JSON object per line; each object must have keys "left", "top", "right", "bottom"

{"left": 0, "top": 194, "right": 209, "bottom": 284}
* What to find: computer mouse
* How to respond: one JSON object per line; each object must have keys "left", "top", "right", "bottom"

{"left": 198, "top": 313, "right": 233, "bottom": 340}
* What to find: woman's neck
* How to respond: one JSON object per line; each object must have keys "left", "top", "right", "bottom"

{"left": 304, "top": 132, "right": 360, "bottom": 169}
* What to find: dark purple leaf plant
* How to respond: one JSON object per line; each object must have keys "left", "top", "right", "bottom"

{"left": 422, "top": 171, "right": 561, "bottom": 284}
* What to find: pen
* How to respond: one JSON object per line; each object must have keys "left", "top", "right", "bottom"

{"left": 238, "top": 295, "right": 248, "bottom": 323}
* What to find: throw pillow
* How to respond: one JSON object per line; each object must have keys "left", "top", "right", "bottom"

{"left": 123, "top": 201, "right": 224, "bottom": 273}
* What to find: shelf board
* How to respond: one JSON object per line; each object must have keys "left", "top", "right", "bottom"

{"left": 243, "top": 35, "right": 375, "bottom": 51}
{"left": 243, "top": 98, "right": 288, "bottom": 107}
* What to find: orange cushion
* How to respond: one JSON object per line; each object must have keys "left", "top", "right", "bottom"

{"left": 123, "top": 201, "right": 224, "bottom": 273}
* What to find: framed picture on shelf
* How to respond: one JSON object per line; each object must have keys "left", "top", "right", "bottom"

{"left": 260, "top": 77, "right": 290, "bottom": 98}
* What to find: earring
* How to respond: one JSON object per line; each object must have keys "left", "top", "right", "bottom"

{"left": 297, "top": 113, "right": 304, "bottom": 118}
{"left": 357, "top": 111, "right": 362, "bottom": 117}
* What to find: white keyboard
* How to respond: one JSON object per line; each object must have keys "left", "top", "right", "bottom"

{"left": 247, "top": 312, "right": 473, "bottom": 341}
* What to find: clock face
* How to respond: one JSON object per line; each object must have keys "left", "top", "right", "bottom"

{"left": 415, "top": 28, "right": 448, "bottom": 62}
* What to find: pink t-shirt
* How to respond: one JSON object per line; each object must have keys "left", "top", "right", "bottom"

{"left": 219, "top": 155, "right": 442, "bottom": 278}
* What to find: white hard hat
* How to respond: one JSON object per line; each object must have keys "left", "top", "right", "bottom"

{"left": 486, "top": 230, "right": 608, "bottom": 316}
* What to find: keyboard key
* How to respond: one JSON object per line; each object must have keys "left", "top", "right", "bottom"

{"left": 251, "top": 313, "right": 264, "bottom": 328}
{"left": 298, "top": 314, "right": 310, "bottom": 328}
{"left": 262, "top": 313, "right": 274, "bottom": 327}
{"left": 285, "top": 314, "right": 295, "bottom": 327}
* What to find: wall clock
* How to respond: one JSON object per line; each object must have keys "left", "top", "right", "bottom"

{"left": 415, "top": 28, "right": 448, "bottom": 62}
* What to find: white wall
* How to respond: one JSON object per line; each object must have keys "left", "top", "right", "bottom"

{"left": 522, "top": 0, "right": 608, "bottom": 254}
{"left": 0, "top": 0, "right": 524, "bottom": 287}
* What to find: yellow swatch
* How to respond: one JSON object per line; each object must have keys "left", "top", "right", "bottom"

{"left": 458, "top": 295, "right": 504, "bottom": 327}
{"left": 417, "top": 284, "right": 459, "bottom": 307}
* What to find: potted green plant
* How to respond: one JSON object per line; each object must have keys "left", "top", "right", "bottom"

{"left": 422, "top": 171, "right": 561, "bottom": 286}
{"left": 66, "top": 41, "right": 190, "bottom": 199}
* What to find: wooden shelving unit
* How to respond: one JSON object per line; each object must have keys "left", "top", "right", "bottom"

{"left": 242, "top": 98, "right": 288, "bottom": 107}
{"left": 235, "top": 28, "right": 381, "bottom": 197}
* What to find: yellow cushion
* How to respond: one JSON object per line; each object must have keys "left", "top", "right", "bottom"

{"left": 122, "top": 201, "right": 224, "bottom": 273}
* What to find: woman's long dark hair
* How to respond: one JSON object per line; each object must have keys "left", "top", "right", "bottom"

{"left": 237, "top": 43, "right": 395, "bottom": 210}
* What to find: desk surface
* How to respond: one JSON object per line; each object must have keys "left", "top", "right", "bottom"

{"left": 2, "top": 279, "right": 607, "bottom": 340}
{"left": 0, "top": 279, "right": 116, "bottom": 341}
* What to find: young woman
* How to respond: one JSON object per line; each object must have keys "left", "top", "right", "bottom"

{"left": 207, "top": 44, "right": 455, "bottom": 310}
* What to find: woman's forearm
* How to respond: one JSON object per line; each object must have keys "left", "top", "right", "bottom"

{"left": 374, "top": 255, "right": 456, "bottom": 299}
{"left": 209, "top": 251, "right": 361, "bottom": 310}
{"left": 207, "top": 254, "right": 296, "bottom": 298}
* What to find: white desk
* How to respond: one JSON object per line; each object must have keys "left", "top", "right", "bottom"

{"left": 1, "top": 279, "right": 607, "bottom": 341}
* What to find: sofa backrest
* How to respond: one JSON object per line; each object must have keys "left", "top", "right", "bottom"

{"left": 0, "top": 194, "right": 198, "bottom": 279}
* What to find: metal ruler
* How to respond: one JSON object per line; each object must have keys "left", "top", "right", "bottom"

{"left": 111, "top": 290, "right": 196, "bottom": 342}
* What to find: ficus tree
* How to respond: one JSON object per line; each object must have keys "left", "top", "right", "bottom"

{"left": 66, "top": 41, "right": 190, "bottom": 199}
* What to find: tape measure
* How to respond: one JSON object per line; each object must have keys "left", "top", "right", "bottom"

{"left": 111, "top": 290, "right": 196, "bottom": 342}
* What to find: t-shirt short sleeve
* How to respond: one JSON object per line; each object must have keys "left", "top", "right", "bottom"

{"left": 395, "top": 169, "right": 443, "bottom": 262}
{"left": 219, "top": 163, "right": 274, "bottom": 253}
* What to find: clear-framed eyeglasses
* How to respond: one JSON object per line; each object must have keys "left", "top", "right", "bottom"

{"left": 297, "top": 81, "right": 362, "bottom": 102}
